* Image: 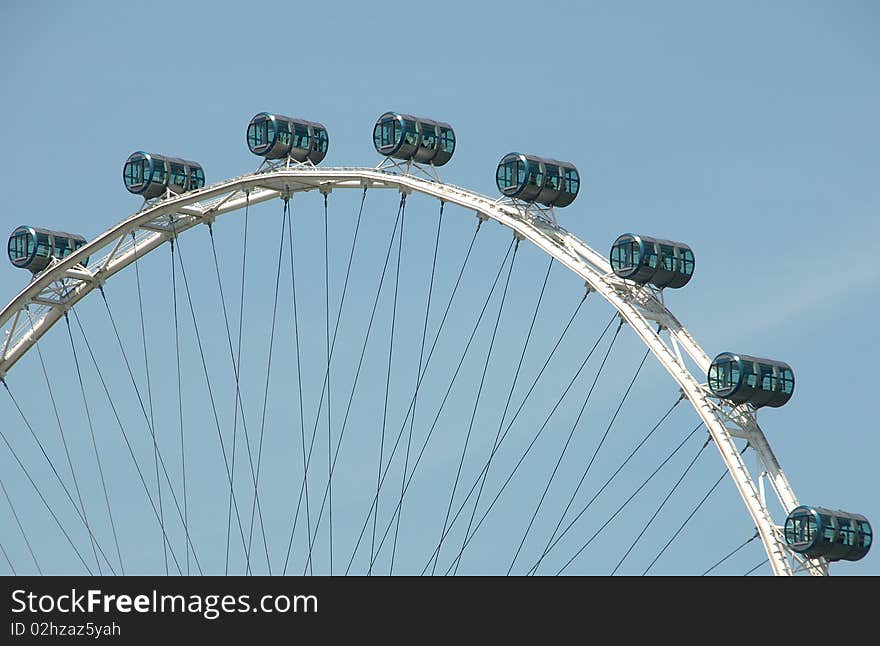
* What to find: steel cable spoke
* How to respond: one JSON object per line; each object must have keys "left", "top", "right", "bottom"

{"left": 644, "top": 441, "right": 745, "bottom": 575}
{"left": 552, "top": 428, "right": 707, "bottom": 575}
{"left": 0, "top": 476, "right": 42, "bottom": 574}
{"left": 527, "top": 343, "right": 648, "bottom": 575}
{"left": 390, "top": 199, "right": 443, "bottom": 574}
{"left": 432, "top": 237, "right": 520, "bottom": 575}
{"left": 611, "top": 428, "right": 712, "bottom": 574}
{"left": 306, "top": 193, "right": 405, "bottom": 574}
{"left": 450, "top": 257, "right": 554, "bottom": 575}
{"left": 414, "top": 307, "right": 614, "bottom": 576}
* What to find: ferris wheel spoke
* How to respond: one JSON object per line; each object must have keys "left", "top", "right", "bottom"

{"left": 360, "top": 234, "right": 516, "bottom": 574}
{"left": 26, "top": 309, "right": 101, "bottom": 573}
{"left": 644, "top": 442, "right": 741, "bottom": 575}
{"left": 279, "top": 190, "right": 368, "bottom": 576}
{"left": 323, "top": 194, "right": 333, "bottom": 576}
{"left": 244, "top": 202, "right": 290, "bottom": 576}
{"left": 370, "top": 196, "right": 407, "bottom": 574}
{"left": 100, "top": 269, "right": 205, "bottom": 575}
{"left": 306, "top": 193, "right": 404, "bottom": 574}
{"left": 172, "top": 235, "right": 265, "bottom": 576}
{"left": 450, "top": 257, "right": 553, "bottom": 575}
{"left": 525, "top": 340, "right": 643, "bottom": 574}
{"left": 63, "top": 310, "right": 125, "bottom": 574}
{"left": 547, "top": 424, "right": 707, "bottom": 575}
{"left": 1, "top": 476, "right": 41, "bottom": 574}
{"left": 431, "top": 310, "right": 618, "bottom": 575}
{"left": 346, "top": 216, "right": 484, "bottom": 575}
{"left": 68, "top": 310, "right": 183, "bottom": 574}
{"left": 432, "top": 238, "right": 520, "bottom": 575}
{"left": 744, "top": 558, "right": 769, "bottom": 576}
{"left": 0, "top": 538, "right": 15, "bottom": 575}
{"left": 132, "top": 232, "right": 164, "bottom": 576}
{"left": 390, "top": 199, "right": 444, "bottom": 574}
{"left": 281, "top": 198, "right": 313, "bottom": 576}
{"left": 611, "top": 424, "right": 712, "bottom": 574}
{"left": 362, "top": 234, "right": 515, "bottom": 575}
{"left": 701, "top": 531, "right": 759, "bottom": 576}
{"left": 0, "top": 424, "right": 93, "bottom": 574}
{"left": 2, "top": 371, "right": 114, "bottom": 574}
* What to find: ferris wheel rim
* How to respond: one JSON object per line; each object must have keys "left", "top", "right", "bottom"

{"left": 0, "top": 163, "right": 824, "bottom": 576}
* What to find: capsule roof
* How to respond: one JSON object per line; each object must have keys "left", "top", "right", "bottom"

{"left": 495, "top": 152, "right": 580, "bottom": 207}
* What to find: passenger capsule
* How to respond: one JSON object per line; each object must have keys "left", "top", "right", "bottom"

{"left": 707, "top": 352, "right": 794, "bottom": 409}
{"left": 610, "top": 234, "right": 695, "bottom": 289}
{"left": 495, "top": 153, "right": 579, "bottom": 207}
{"left": 246, "top": 112, "right": 329, "bottom": 164}
{"left": 123, "top": 151, "right": 205, "bottom": 199}
{"left": 784, "top": 506, "right": 872, "bottom": 562}
{"left": 7, "top": 225, "right": 88, "bottom": 274}
{"left": 372, "top": 112, "right": 455, "bottom": 166}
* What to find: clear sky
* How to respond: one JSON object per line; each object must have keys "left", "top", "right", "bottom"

{"left": 0, "top": 0, "right": 877, "bottom": 576}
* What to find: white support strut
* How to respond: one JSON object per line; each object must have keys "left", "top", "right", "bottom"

{"left": 0, "top": 165, "right": 826, "bottom": 576}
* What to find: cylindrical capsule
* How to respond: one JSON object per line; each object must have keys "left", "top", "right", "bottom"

{"left": 495, "top": 153, "right": 579, "bottom": 207}
{"left": 784, "top": 506, "right": 872, "bottom": 562}
{"left": 610, "top": 233, "right": 695, "bottom": 289}
{"left": 246, "top": 112, "right": 329, "bottom": 164}
{"left": 7, "top": 225, "right": 88, "bottom": 274}
{"left": 707, "top": 352, "right": 794, "bottom": 409}
{"left": 372, "top": 112, "right": 455, "bottom": 166}
{"left": 123, "top": 151, "right": 205, "bottom": 199}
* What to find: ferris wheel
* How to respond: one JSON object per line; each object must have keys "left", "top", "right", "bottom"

{"left": 0, "top": 110, "right": 871, "bottom": 576}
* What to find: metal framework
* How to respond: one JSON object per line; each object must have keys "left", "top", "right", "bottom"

{"left": 0, "top": 163, "right": 827, "bottom": 576}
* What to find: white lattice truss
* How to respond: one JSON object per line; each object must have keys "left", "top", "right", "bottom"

{"left": 0, "top": 163, "right": 827, "bottom": 576}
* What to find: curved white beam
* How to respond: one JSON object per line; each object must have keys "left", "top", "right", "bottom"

{"left": 0, "top": 165, "right": 824, "bottom": 575}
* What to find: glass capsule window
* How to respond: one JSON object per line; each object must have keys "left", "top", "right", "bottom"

{"left": 124, "top": 157, "right": 147, "bottom": 188}
{"left": 564, "top": 167, "right": 579, "bottom": 194}
{"left": 420, "top": 124, "right": 437, "bottom": 151}
{"left": 545, "top": 164, "right": 562, "bottom": 191}
{"left": 8, "top": 231, "right": 33, "bottom": 262}
{"left": 837, "top": 518, "right": 855, "bottom": 546}
{"left": 374, "top": 117, "right": 400, "bottom": 150}
{"left": 169, "top": 162, "right": 187, "bottom": 190}
{"left": 779, "top": 367, "right": 794, "bottom": 395}
{"left": 313, "top": 128, "right": 328, "bottom": 154}
{"left": 526, "top": 161, "right": 544, "bottom": 190}
{"left": 439, "top": 127, "right": 455, "bottom": 154}
{"left": 292, "top": 122, "right": 309, "bottom": 150}
{"left": 679, "top": 248, "right": 695, "bottom": 276}
{"left": 403, "top": 120, "right": 418, "bottom": 147}
{"left": 248, "top": 118, "right": 270, "bottom": 150}
{"left": 152, "top": 160, "right": 167, "bottom": 186}
{"left": 189, "top": 166, "right": 205, "bottom": 191}
{"left": 496, "top": 157, "right": 526, "bottom": 191}
{"left": 644, "top": 241, "right": 658, "bottom": 269}
{"left": 708, "top": 358, "right": 738, "bottom": 394}
{"left": 820, "top": 514, "right": 836, "bottom": 543}
{"left": 760, "top": 365, "right": 778, "bottom": 393}
{"left": 858, "top": 521, "right": 872, "bottom": 548}
{"left": 785, "top": 512, "right": 817, "bottom": 547}
{"left": 742, "top": 361, "right": 758, "bottom": 388}
{"left": 611, "top": 238, "right": 638, "bottom": 273}
{"left": 660, "top": 244, "right": 676, "bottom": 272}
{"left": 35, "top": 232, "right": 52, "bottom": 259}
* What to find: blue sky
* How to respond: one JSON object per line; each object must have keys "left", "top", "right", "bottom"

{"left": 0, "top": 1, "right": 877, "bottom": 576}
